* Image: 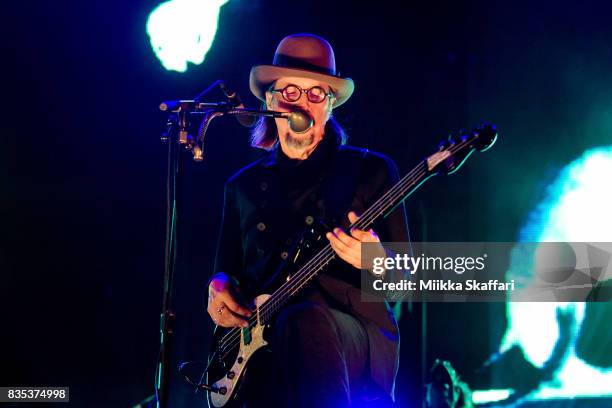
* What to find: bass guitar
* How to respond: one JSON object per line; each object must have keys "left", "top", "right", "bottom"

{"left": 205, "top": 123, "right": 497, "bottom": 407}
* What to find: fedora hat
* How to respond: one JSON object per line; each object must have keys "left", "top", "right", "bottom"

{"left": 249, "top": 33, "right": 354, "bottom": 107}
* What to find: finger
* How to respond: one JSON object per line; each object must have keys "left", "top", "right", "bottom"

{"left": 228, "top": 286, "right": 256, "bottom": 310}
{"left": 208, "top": 302, "right": 250, "bottom": 328}
{"left": 331, "top": 228, "right": 359, "bottom": 249}
{"left": 351, "top": 227, "right": 380, "bottom": 243}
{"left": 207, "top": 301, "right": 225, "bottom": 320}
{"left": 221, "top": 309, "right": 251, "bottom": 328}
{"left": 209, "top": 277, "right": 228, "bottom": 294}
{"left": 347, "top": 211, "right": 360, "bottom": 224}
{"left": 368, "top": 228, "right": 379, "bottom": 240}
{"left": 326, "top": 231, "right": 349, "bottom": 253}
{"left": 349, "top": 228, "right": 370, "bottom": 241}
{"left": 329, "top": 242, "right": 360, "bottom": 267}
{"left": 217, "top": 312, "right": 250, "bottom": 328}
{"left": 327, "top": 231, "right": 360, "bottom": 258}
{"left": 218, "top": 292, "right": 252, "bottom": 318}
{"left": 328, "top": 235, "right": 361, "bottom": 267}
{"left": 327, "top": 233, "right": 347, "bottom": 255}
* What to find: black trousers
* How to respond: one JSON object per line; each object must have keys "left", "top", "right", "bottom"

{"left": 242, "top": 301, "right": 369, "bottom": 408}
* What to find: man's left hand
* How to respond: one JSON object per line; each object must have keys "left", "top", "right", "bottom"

{"left": 326, "top": 211, "right": 385, "bottom": 270}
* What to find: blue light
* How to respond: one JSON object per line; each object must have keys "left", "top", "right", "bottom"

{"left": 501, "top": 146, "right": 612, "bottom": 399}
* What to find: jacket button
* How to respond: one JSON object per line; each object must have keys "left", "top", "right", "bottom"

{"left": 305, "top": 215, "right": 314, "bottom": 225}
{"left": 257, "top": 222, "right": 266, "bottom": 231}
{"left": 280, "top": 251, "right": 289, "bottom": 260}
{"left": 285, "top": 238, "right": 292, "bottom": 245}
{"left": 260, "top": 182, "right": 268, "bottom": 191}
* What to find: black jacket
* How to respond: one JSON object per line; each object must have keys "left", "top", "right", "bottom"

{"left": 213, "top": 134, "right": 409, "bottom": 398}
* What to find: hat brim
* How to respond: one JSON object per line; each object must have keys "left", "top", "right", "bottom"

{"left": 249, "top": 65, "right": 354, "bottom": 108}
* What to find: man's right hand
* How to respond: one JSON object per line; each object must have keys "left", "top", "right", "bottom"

{"left": 207, "top": 272, "right": 252, "bottom": 328}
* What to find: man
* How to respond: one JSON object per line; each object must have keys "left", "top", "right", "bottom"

{"left": 207, "top": 33, "right": 410, "bottom": 407}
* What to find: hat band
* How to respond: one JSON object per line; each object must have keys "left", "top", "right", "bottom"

{"left": 272, "top": 54, "right": 337, "bottom": 77}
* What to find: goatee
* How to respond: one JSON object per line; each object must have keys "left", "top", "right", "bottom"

{"left": 285, "top": 131, "right": 315, "bottom": 149}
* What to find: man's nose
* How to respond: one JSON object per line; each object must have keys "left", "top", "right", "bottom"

{"left": 278, "top": 98, "right": 309, "bottom": 111}
{"left": 295, "top": 91, "right": 308, "bottom": 101}
{"left": 293, "top": 94, "right": 311, "bottom": 109}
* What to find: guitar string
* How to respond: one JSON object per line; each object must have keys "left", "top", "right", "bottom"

{"left": 223, "top": 135, "right": 475, "bottom": 342}
{"left": 217, "top": 164, "right": 429, "bottom": 355}
{"left": 216, "top": 163, "right": 428, "bottom": 353}
{"left": 216, "top": 137, "right": 475, "bottom": 354}
{"left": 216, "top": 164, "right": 427, "bottom": 357}
{"left": 258, "top": 167, "right": 429, "bottom": 319}
{"left": 217, "top": 165, "right": 428, "bottom": 358}
{"left": 260, "top": 134, "right": 481, "bottom": 317}
{"left": 216, "top": 138, "right": 475, "bottom": 354}
{"left": 216, "top": 137, "right": 474, "bottom": 354}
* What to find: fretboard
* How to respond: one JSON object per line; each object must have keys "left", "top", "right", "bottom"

{"left": 258, "top": 160, "right": 436, "bottom": 322}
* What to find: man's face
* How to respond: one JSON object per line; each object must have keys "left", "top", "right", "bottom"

{"left": 265, "top": 76, "right": 334, "bottom": 150}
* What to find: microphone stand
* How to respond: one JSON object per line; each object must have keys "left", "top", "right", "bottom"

{"left": 155, "top": 100, "right": 305, "bottom": 407}
{"left": 155, "top": 105, "right": 187, "bottom": 408}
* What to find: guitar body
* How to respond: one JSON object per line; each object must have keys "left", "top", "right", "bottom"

{"left": 207, "top": 294, "right": 271, "bottom": 408}
{"left": 206, "top": 222, "right": 328, "bottom": 408}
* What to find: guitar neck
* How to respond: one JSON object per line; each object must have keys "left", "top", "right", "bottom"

{"left": 259, "top": 159, "right": 438, "bottom": 322}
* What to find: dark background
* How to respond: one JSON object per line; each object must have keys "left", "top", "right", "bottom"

{"left": 3, "top": 0, "right": 612, "bottom": 406}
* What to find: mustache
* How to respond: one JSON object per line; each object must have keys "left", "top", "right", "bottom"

{"left": 276, "top": 100, "right": 311, "bottom": 115}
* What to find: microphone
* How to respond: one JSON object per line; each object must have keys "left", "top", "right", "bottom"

{"left": 223, "top": 108, "right": 314, "bottom": 133}
{"left": 218, "top": 82, "right": 313, "bottom": 133}
{"left": 218, "top": 82, "right": 257, "bottom": 128}
{"left": 286, "top": 111, "right": 314, "bottom": 133}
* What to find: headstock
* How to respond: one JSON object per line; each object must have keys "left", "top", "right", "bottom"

{"left": 426, "top": 123, "right": 498, "bottom": 175}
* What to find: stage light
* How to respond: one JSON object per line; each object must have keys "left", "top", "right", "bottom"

{"left": 533, "top": 146, "right": 612, "bottom": 242}
{"left": 501, "top": 146, "right": 612, "bottom": 399}
{"left": 472, "top": 389, "right": 513, "bottom": 404}
{"left": 146, "top": 0, "right": 229, "bottom": 72}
